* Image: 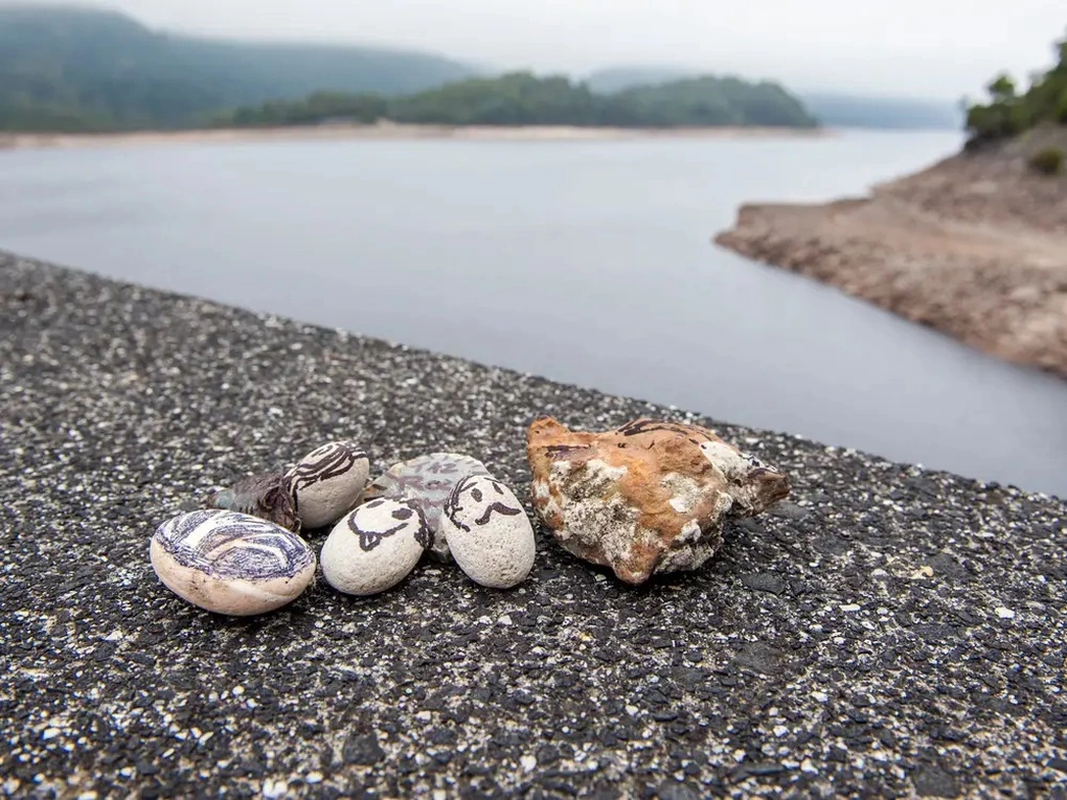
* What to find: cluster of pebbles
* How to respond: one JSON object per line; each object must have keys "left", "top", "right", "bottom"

{"left": 150, "top": 443, "right": 536, "bottom": 616}
{"left": 150, "top": 417, "right": 789, "bottom": 615}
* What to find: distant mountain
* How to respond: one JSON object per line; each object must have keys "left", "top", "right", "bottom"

{"left": 800, "top": 92, "right": 962, "bottom": 131}
{"left": 586, "top": 66, "right": 962, "bottom": 130}
{"left": 0, "top": 7, "right": 961, "bottom": 134}
{"left": 0, "top": 4, "right": 476, "bottom": 131}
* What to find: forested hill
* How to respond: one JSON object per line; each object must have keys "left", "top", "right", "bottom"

{"left": 587, "top": 67, "right": 962, "bottom": 130}
{"left": 0, "top": 5, "right": 817, "bottom": 133}
{"left": 218, "top": 73, "right": 819, "bottom": 129}
{"left": 0, "top": 4, "right": 475, "bottom": 131}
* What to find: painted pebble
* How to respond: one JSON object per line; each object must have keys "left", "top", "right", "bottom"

{"left": 150, "top": 509, "right": 316, "bottom": 616}
{"left": 439, "top": 474, "right": 536, "bottom": 589}
{"left": 320, "top": 498, "right": 432, "bottom": 596}
{"left": 363, "top": 452, "right": 490, "bottom": 561}
{"left": 286, "top": 441, "right": 370, "bottom": 529}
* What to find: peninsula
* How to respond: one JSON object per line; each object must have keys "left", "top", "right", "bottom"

{"left": 716, "top": 36, "right": 1067, "bottom": 379}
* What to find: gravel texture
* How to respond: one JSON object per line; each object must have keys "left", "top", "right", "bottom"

{"left": 2, "top": 252, "right": 1065, "bottom": 799}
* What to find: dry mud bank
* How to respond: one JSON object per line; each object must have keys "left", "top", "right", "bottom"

{"left": 716, "top": 128, "right": 1067, "bottom": 378}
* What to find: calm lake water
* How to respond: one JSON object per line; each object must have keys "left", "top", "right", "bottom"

{"left": 2, "top": 130, "right": 1065, "bottom": 497}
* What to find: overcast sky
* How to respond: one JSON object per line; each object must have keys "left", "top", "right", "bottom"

{"left": 81, "top": 0, "right": 1067, "bottom": 98}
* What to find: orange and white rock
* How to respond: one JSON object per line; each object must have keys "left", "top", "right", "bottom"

{"left": 526, "top": 417, "right": 790, "bottom": 585}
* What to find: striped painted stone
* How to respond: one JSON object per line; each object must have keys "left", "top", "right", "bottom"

{"left": 286, "top": 441, "right": 370, "bottom": 529}
{"left": 150, "top": 509, "right": 316, "bottom": 616}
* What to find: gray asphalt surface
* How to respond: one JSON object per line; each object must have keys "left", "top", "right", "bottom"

{"left": 1, "top": 252, "right": 1065, "bottom": 799}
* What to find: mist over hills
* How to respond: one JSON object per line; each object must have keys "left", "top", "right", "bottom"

{"left": 0, "top": 4, "right": 474, "bottom": 130}
{"left": 0, "top": 4, "right": 962, "bottom": 132}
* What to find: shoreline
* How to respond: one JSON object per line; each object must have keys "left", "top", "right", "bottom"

{"left": 715, "top": 127, "right": 1067, "bottom": 380}
{"left": 0, "top": 121, "right": 832, "bottom": 151}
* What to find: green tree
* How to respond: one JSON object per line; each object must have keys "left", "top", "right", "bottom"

{"left": 966, "top": 31, "right": 1067, "bottom": 145}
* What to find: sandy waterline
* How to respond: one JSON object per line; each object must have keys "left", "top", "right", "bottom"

{"left": 0, "top": 122, "right": 833, "bottom": 151}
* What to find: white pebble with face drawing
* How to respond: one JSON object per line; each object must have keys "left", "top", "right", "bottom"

{"left": 320, "top": 498, "right": 431, "bottom": 596}
{"left": 439, "top": 474, "right": 536, "bottom": 589}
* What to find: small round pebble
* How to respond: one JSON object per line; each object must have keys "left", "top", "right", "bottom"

{"left": 286, "top": 440, "right": 370, "bottom": 529}
{"left": 440, "top": 475, "right": 536, "bottom": 589}
{"left": 320, "top": 498, "right": 432, "bottom": 596}
{"left": 364, "top": 452, "right": 490, "bottom": 560}
{"left": 150, "top": 509, "right": 316, "bottom": 616}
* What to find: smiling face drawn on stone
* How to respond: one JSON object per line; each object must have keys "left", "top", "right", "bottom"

{"left": 444, "top": 475, "right": 523, "bottom": 533}
{"left": 349, "top": 498, "right": 432, "bottom": 552}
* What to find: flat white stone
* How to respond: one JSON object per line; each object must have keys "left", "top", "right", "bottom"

{"left": 286, "top": 441, "right": 370, "bottom": 529}
{"left": 320, "top": 498, "right": 431, "bottom": 596}
{"left": 363, "top": 452, "right": 490, "bottom": 560}
{"left": 439, "top": 475, "right": 535, "bottom": 589}
{"left": 150, "top": 509, "right": 316, "bottom": 616}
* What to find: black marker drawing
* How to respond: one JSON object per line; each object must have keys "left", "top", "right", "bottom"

{"left": 445, "top": 476, "right": 522, "bottom": 533}
{"left": 158, "top": 510, "right": 312, "bottom": 580}
{"left": 288, "top": 442, "right": 366, "bottom": 496}
{"left": 617, "top": 419, "right": 711, "bottom": 446}
{"left": 364, "top": 454, "right": 490, "bottom": 530}
{"left": 348, "top": 501, "right": 429, "bottom": 552}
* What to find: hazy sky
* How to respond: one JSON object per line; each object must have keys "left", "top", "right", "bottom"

{"left": 81, "top": 0, "right": 1067, "bottom": 97}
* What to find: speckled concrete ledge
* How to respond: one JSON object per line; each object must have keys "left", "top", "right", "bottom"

{"left": 1, "top": 252, "right": 1065, "bottom": 799}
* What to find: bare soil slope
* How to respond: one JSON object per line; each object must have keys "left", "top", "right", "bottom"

{"left": 715, "top": 127, "right": 1067, "bottom": 378}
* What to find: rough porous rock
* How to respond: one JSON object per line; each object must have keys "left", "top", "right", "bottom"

{"left": 286, "top": 440, "right": 370, "bottom": 529}
{"left": 204, "top": 471, "right": 299, "bottom": 532}
{"left": 320, "top": 498, "right": 432, "bottom": 596}
{"left": 149, "top": 509, "right": 316, "bottom": 616}
{"left": 527, "top": 416, "right": 790, "bottom": 585}
{"left": 363, "top": 452, "right": 491, "bottom": 560}
{"left": 439, "top": 474, "right": 536, "bottom": 589}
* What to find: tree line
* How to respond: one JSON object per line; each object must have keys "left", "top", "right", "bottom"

{"left": 215, "top": 72, "right": 820, "bottom": 129}
{"left": 966, "top": 32, "right": 1067, "bottom": 145}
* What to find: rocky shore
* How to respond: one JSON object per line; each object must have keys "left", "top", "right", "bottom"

{"left": 1, "top": 252, "right": 1065, "bottom": 797}
{"left": 715, "top": 126, "right": 1067, "bottom": 379}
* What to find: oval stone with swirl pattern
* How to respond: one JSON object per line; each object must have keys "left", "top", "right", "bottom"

{"left": 150, "top": 509, "right": 316, "bottom": 616}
